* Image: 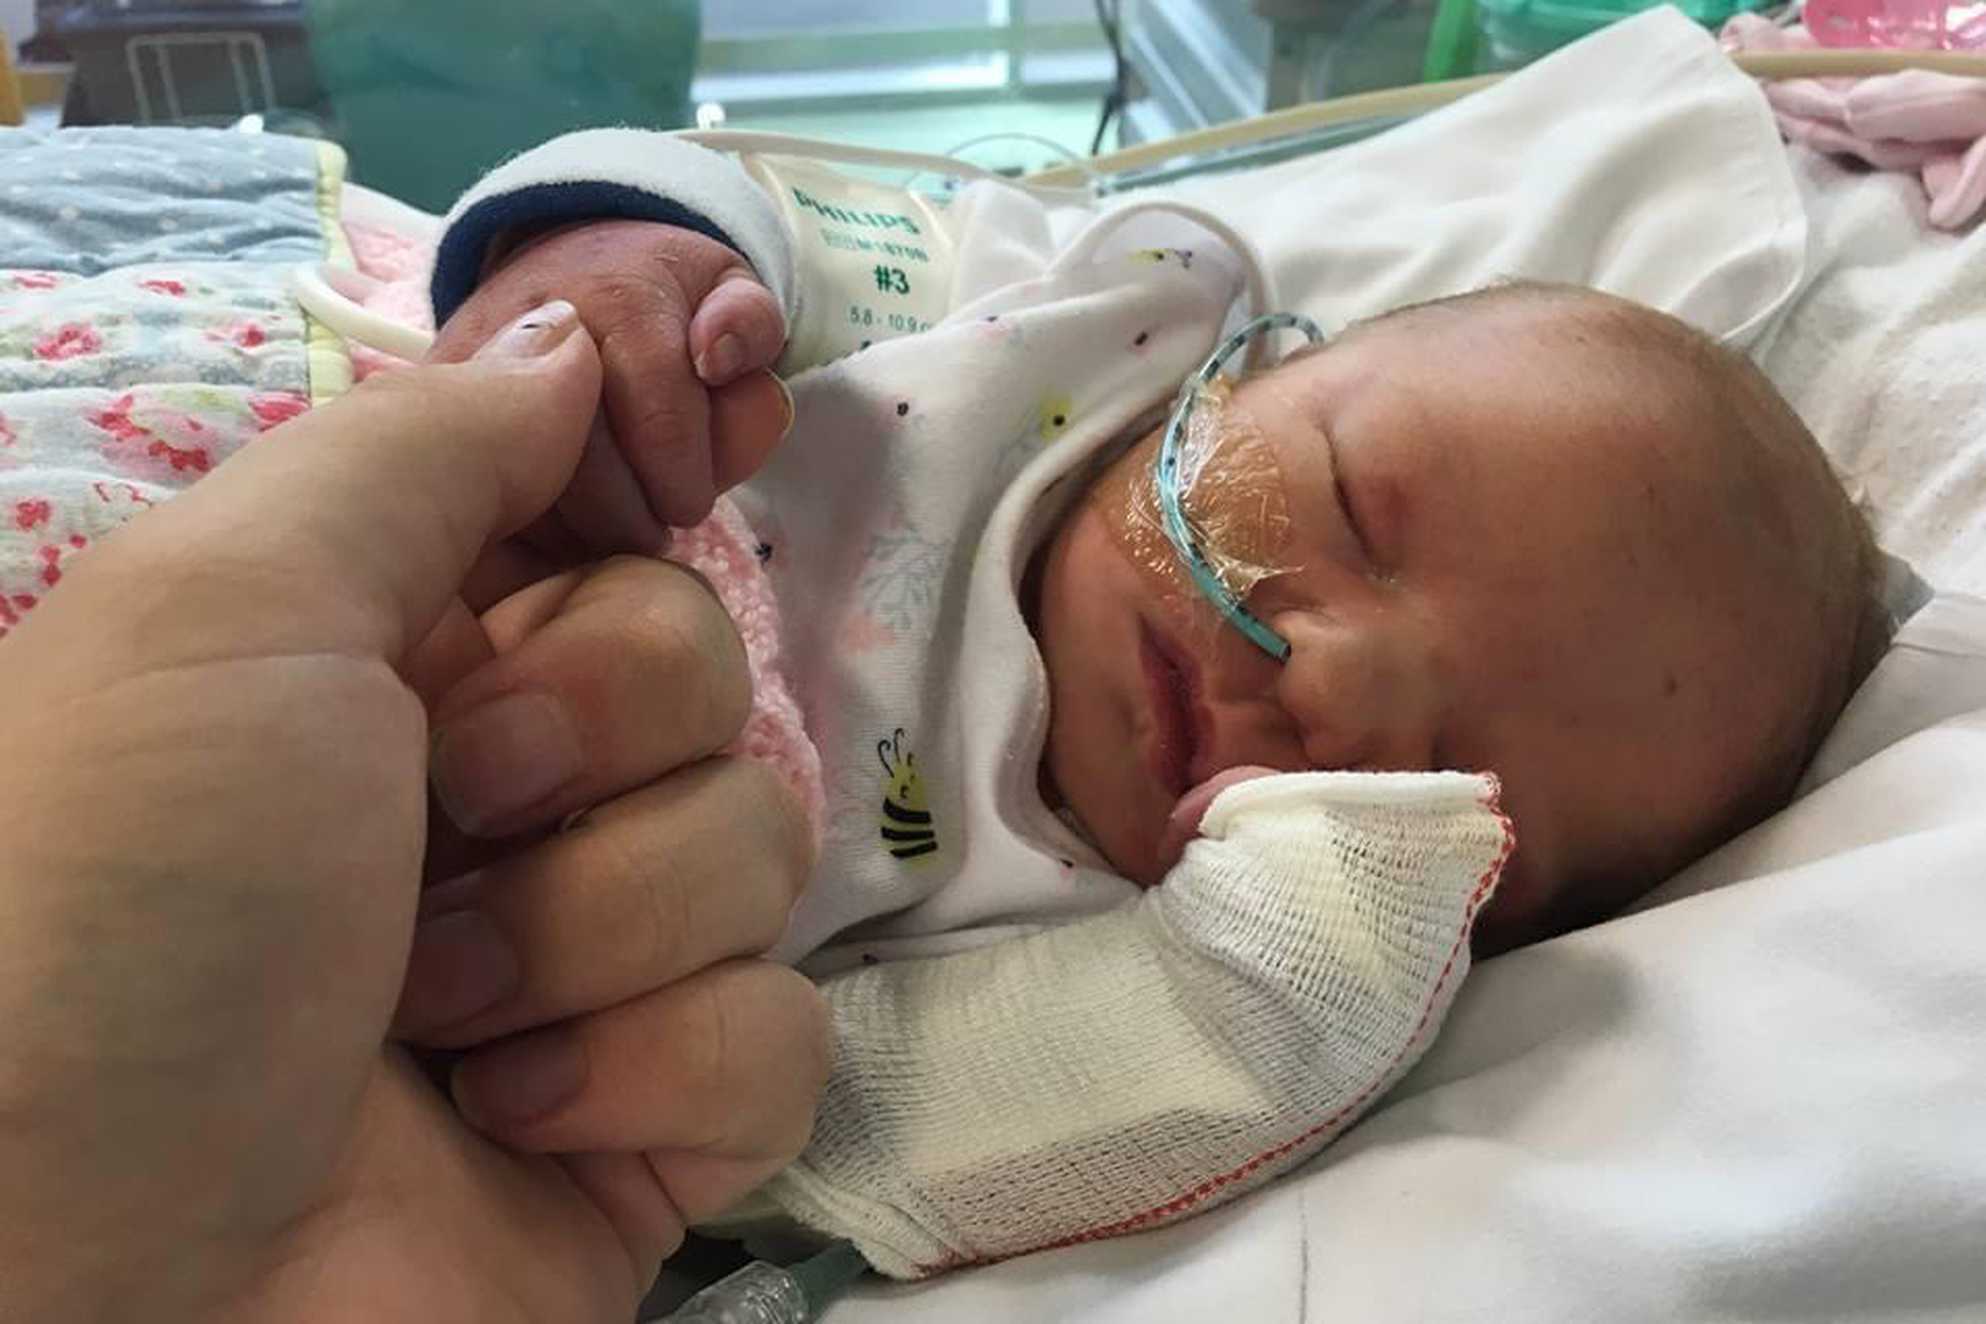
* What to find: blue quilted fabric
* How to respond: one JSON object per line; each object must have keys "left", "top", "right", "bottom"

{"left": 0, "top": 127, "right": 333, "bottom": 640}
{"left": 0, "top": 127, "right": 326, "bottom": 274}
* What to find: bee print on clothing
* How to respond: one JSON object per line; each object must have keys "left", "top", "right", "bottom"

{"left": 878, "top": 727, "right": 938, "bottom": 861}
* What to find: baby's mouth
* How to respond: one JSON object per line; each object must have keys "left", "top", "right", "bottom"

{"left": 1139, "top": 621, "right": 1203, "bottom": 798}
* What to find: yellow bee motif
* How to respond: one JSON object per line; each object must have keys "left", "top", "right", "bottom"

{"left": 1036, "top": 391, "right": 1075, "bottom": 442}
{"left": 1131, "top": 247, "right": 1194, "bottom": 268}
{"left": 877, "top": 727, "right": 937, "bottom": 861}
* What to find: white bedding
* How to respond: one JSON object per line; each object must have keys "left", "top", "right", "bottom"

{"left": 819, "top": 12, "right": 1986, "bottom": 1322}
{"left": 1760, "top": 149, "right": 1986, "bottom": 599}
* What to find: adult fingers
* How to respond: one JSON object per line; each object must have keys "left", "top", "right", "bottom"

{"left": 557, "top": 1144, "right": 797, "bottom": 1263}
{"left": 426, "top": 555, "right": 751, "bottom": 838}
{"left": 555, "top": 1152, "right": 688, "bottom": 1280}
{"left": 396, "top": 756, "right": 813, "bottom": 1044}
{"left": 450, "top": 959, "right": 829, "bottom": 1193}
{"left": 42, "top": 303, "right": 600, "bottom": 682}
{"left": 460, "top": 538, "right": 564, "bottom": 616}
{"left": 404, "top": 596, "right": 498, "bottom": 710}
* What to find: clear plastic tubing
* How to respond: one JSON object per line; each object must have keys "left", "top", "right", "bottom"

{"left": 658, "top": 1243, "right": 870, "bottom": 1324}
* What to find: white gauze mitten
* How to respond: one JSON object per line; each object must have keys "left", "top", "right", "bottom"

{"left": 762, "top": 770, "right": 1512, "bottom": 1278}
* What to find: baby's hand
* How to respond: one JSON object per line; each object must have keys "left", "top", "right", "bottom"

{"left": 429, "top": 220, "right": 790, "bottom": 548}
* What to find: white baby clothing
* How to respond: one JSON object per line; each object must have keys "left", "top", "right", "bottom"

{"left": 436, "top": 131, "right": 1281, "bottom": 970}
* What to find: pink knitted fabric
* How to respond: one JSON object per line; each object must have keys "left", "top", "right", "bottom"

{"left": 1723, "top": 13, "right": 1986, "bottom": 229}
{"left": 664, "top": 500, "right": 826, "bottom": 843}
{"left": 341, "top": 219, "right": 826, "bottom": 840}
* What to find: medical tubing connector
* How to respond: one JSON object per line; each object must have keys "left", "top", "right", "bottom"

{"left": 659, "top": 1242, "right": 870, "bottom": 1323}
{"left": 1156, "top": 311, "right": 1326, "bottom": 662}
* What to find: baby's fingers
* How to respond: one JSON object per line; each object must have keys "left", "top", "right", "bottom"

{"left": 689, "top": 269, "right": 786, "bottom": 387}
{"left": 711, "top": 370, "right": 795, "bottom": 491}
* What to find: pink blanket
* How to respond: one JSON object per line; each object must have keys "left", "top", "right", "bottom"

{"left": 1725, "top": 14, "right": 1986, "bottom": 229}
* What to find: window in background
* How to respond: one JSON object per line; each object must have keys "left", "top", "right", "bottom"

{"left": 695, "top": 1, "right": 1119, "bottom": 171}
{"left": 696, "top": 1, "right": 1114, "bottom": 114}
{"left": 18, "top": 2, "right": 1124, "bottom": 189}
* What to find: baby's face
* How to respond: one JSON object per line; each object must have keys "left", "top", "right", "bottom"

{"left": 1032, "top": 299, "right": 1802, "bottom": 950}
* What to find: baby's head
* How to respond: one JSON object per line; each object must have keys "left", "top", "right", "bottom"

{"left": 1032, "top": 283, "right": 1885, "bottom": 951}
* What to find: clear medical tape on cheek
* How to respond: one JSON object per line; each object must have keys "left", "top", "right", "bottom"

{"left": 1155, "top": 311, "right": 1326, "bottom": 663}
{"left": 1116, "top": 376, "right": 1295, "bottom": 644}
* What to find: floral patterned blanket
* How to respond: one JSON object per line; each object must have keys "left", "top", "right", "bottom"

{"left": 0, "top": 127, "right": 350, "bottom": 638}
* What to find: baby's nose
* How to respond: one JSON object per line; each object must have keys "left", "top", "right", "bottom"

{"left": 1268, "top": 608, "right": 1439, "bottom": 773}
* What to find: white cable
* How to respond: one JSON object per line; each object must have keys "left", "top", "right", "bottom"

{"left": 944, "top": 130, "right": 1094, "bottom": 176}
{"left": 676, "top": 128, "right": 1097, "bottom": 202}
{"left": 290, "top": 263, "right": 435, "bottom": 361}
{"left": 890, "top": 131, "right": 1100, "bottom": 198}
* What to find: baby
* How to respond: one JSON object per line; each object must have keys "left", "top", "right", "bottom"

{"left": 1034, "top": 281, "right": 1886, "bottom": 953}
{"left": 435, "top": 236, "right": 1878, "bottom": 955}
{"left": 420, "top": 135, "right": 1886, "bottom": 1270}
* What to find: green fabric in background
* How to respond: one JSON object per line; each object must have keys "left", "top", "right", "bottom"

{"left": 305, "top": 0, "right": 701, "bottom": 213}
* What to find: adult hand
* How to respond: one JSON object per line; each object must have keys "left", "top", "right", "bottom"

{"left": 0, "top": 303, "right": 827, "bottom": 1322}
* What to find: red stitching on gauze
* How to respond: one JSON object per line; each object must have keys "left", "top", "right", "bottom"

{"left": 918, "top": 779, "right": 1517, "bottom": 1277}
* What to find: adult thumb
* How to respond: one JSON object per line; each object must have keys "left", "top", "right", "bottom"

{"left": 45, "top": 302, "right": 601, "bottom": 680}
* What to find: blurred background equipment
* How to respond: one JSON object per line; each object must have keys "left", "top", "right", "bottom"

{"left": 19, "top": 0, "right": 701, "bottom": 212}
{"left": 305, "top": 0, "right": 700, "bottom": 211}
{"left": 3, "top": 0, "right": 1782, "bottom": 202}
{"left": 35, "top": 0, "right": 324, "bottom": 129}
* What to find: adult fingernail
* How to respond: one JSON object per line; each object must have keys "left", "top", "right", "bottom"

{"left": 477, "top": 300, "right": 578, "bottom": 360}
{"left": 695, "top": 331, "right": 745, "bottom": 384}
{"left": 431, "top": 691, "right": 584, "bottom": 835}
{"left": 456, "top": 1031, "right": 587, "bottom": 1129}
{"left": 773, "top": 373, "right": 795, "bottom": 439}
{"left": 399, "top": 909, "right": 519, "bottom": 1034}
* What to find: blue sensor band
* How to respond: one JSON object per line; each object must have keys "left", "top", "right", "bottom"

{"left": 1155, "top": 312, "right": 1325, "bottom": 663}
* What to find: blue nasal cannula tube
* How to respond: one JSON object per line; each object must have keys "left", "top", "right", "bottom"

{"left": 655, "top": 1241, "right": 870, "bottom": 1323}
{"left": 1155, "top": 311, "right": 1325, "bottom": 663}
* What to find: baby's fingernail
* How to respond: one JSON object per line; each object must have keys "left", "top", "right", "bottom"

{"left": 399, "top": 909, "right": 519, "bottom": 1034}
{"left": 774, "top": 373, "right": 795, "bottom": 439}
{"left": 695, "top": 331, "right": 745, "bottom": 383}
{"left": 431, "top": 691, "right": 584, "bottom": 834}
{"left": 456, "top": 1031, "right": 587, "bottom": 1129}
{"left": 477, "top": 300, "right": 578, "bottom": 360}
